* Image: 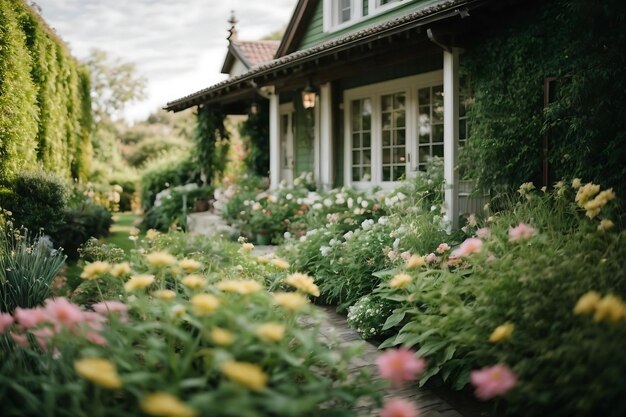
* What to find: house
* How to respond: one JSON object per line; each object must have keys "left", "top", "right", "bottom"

{"left": 166, "top": 0, "right": 623, "bottom": 227}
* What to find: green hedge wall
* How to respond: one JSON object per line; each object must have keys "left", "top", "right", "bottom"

{"left": 0, "top": 0, "right": 92, "bottom": 181}
{"left": 463, "top": 0, "right": 626, "bottom": 194}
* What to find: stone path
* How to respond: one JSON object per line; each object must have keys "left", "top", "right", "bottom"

{"left": 188, "top": 211, "right": 482, "bottom": 417}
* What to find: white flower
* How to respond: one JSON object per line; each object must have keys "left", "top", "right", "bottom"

{"left": 361, "top": 200, "right": 369, "bottom": 208}
{"left": 299, "top": 236, "right": 307, "bottom": 242}
{"left": 393, "top": 238, "right": 400, "bottom": 249}
{"left": 286, "top": 193, "right": 293, "bottom": 200}
{"left": 313, "top": 203, "right": 323, "bottom": 210}
{"left": 347, "top": 198, "right": 354, "bottom": 208}
{"left": 361, "top": 219, "right": 374, "bottom": 231}
{"left": 378, "top": 216, "right": 388, "bottom": 225}
{"left": 329, "top": 238, "right": 339, "bottom": 247}
{"left": 396, "top": 192, "right": 407, "bottom": 201}
{"left": 252, "top": 203, "right": 261, "bottom": 211}
{"left": 283, "top": 232, "right": 292, "bottom": 239}
{"left": 320, "top": 246, "right": 331, "bottom": 256}
{"left": 343, "top": 231, "right": 354, "bottom": 240}
{"left": 323, "top": 199, "right": 333, "bottom": 207}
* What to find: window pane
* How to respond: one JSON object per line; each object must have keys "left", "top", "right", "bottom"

{"left": 363, "top": 149, "right": 371, "bottom": 165}
{"left": 394, "top": 93, "right": 405, "bottom": 110}
{"left": 393, "top": 166, "right": 405, "bottom": 181}
{"left": 352, "top": 102, "right": 361, "bottom": 130}
{"left": 382, "top": 148, "right": 391, "bottom": 164}
{"left": 362, "top": 112, "right": 371, "bottom": 130}
{"left": 363, "top": 166, "right": 371, "bottom": 181}
{"left": 363, "top": 0, "right": 369, "bottom": 15}
{"left": 418, "top": 88, "right": 430, "bottom": 105}
{"left": 432, "top": 144, "right": 444, "bottom": 158}
{"left": 382, "top": 113, "right": 391, "bottom": 130}
{"left": 395, "top": 111, "right": 405, "bottom": 128}
{"left": 419, "top": 145, "right": 430, "bottom": 163}
{"left": 396, "top": 129, "right": 405, "bottom": 146}
{"left": 394, "top": 147, "right": 405, "bottom": 163}
{"left": 352, "top": 133, "right": 360, "bottom": 148}
{"left": 352, "top": 168, "right": 360, "bottom": 182}
{"left": 382, "top": 166, "right": 391, "bottom": 181}
{"left": 352, "top": 150, "right": 360, "bottom": 164}
{"left": 381, "top": 95, "right": 392, "bottom": 112}
{"left": 432, "top": 124, "right": 444, "bottom": 142}
{"left": 382, "top": 130, "right": 391, "bottom": 146}
{"left": 362, "top": 132, "right": 371, "bottom": 147}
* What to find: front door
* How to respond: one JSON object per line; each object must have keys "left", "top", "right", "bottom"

{"left": 279, "top": 103, "right": 295, "bottom": 185}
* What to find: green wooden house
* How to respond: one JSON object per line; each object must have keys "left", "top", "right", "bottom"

{"left": 165, "top": 0, "right": 625, "bottom": 227}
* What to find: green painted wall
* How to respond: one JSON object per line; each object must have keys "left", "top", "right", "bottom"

{"left": 294, "top": 99, "right": 315, "bottom": 176}
{"left": 299, "top": 0, "right": 439, "bottom": 50}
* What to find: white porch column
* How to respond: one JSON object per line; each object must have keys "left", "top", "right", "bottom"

{"left": 319, "top": 82, "right": 333, "bottom": 190}
{"left": 443, "top": 48, "right": 460, "bottom": 229}
{"left": 269, "top": 88, "right": 280, "bottom": 190}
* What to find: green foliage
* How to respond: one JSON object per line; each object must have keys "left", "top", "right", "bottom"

{"left": 463, "top": 0, "right": 626, "bottom": 195}
{"left": 239, "top": 100, "right": 270, "bottom": 177}
{"left": 347, "top": 294, "right": 398, "bottom": 340}
{"left": 0, "top": 170, "right": 68, "bottom": 237}
{"left": 0, "top": 222, "right": 66, "bottom": 313}
{"left": 195, "top": 106, "right": 230, "bottom": 184}
{"left": 142, "top": 184, "right": 214, "bottom": 232}
{"left": 0, "top": 1, "right": 92, "bottom": 181}
{"left": 140, "top": 151, "right": 201, "bottom": 210}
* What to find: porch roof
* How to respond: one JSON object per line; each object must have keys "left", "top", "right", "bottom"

{"left": 164, "top": 0, "right": 484, "bottom": 113}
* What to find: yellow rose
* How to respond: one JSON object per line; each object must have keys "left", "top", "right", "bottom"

{"left": 140, "top": 392, "right": 197, "bottom": 417}
{"left": 74, "top": 357, "right": 122, "bottom": 389}
{"left": 80, "top": 261, "right": 111, "bottom": 280}
{"left": 216, "top": 279, "right": 263, "bottom": 295}
{"left": 220, "top": 361, "right": 268, "bottom": 391}
{"left": 270, "top": 258, "right": 290, "bottom": 270}
{"left": 153, "top": 289, "right": 177, "bottom": 300}
{"left": 598, "top": 219, "right": 615, "bottom": 232}
{"left": 191, "top": 294, "right": 220, "bottom": 316}
{"left": 574, "top": 291, "right": 601, "bottom": 315}
{"left": 256, "top": 323, "right": 285, "bottom": 342}
{"left": 489, "top": 323, "right": 514, "bottom": 343}
{"left": 593, "top": 294, "right": 626, "bottom": 323}
{"left": 124, "top": 274, "right": 155, "bottom": 292}
{"left": 389, "top": 273, "right": 412, "bottom": 289}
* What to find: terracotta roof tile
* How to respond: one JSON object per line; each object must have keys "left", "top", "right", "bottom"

{"left": 232, "top": 40, "right": 280, "bottom": 68}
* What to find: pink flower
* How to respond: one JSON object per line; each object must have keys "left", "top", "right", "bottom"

{"left": 470, "top": 364, "right": 518, "bottom": 400}
{"left": 44, "top": 298, "right": 85, "bottom": 330}
{"left": 379, "top": 398, "right": 419, "bottom": 417}
{"left": 425, "top": 253, "right": 439, "bottom": 264}
{"left": 32, "top": 327, "right": 55, "bottom": 349}
{"left": 14, "top": 307, "right": 47, "bottom": 328}
{"left": 0, "top": 313, "right": 14, "bottom": 333}
{"left": 376, "top": 348, "right": 426, "bottom": 386}
{"left": 93, "top": 300, "right": 129, "bottom": 315}
{"left": 10, "top": 331, "right": 29, "bottom": 347}
{"left": 476, "top": 227, "right": 491, "bottom": 239}
{"left": 451, "top": 238, "right": 483, "bottom": 258}
{"left": 400, "top": 251, "right": 412, "bottom": 262}
{"left": 83, "top": 311, "right": 107, "bottom": 330}
{"left": 508, "top": 223, "right": 536, "bottom": 242}
{"left": 85, "top": 331, "right": 108, "bottom": 346}
{"left": 436, "top": 243, "right": 450, "bottom": 254}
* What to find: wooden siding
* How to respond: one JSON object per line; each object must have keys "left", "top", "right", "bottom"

{"left": 294, "top": 100, "right": 315, "bottom": 176}
{"left": 299, "top": 0, "right": 437, "bottom": 50}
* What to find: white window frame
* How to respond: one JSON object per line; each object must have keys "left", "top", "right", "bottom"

{"left": 323, "top": 0, "right": 406, "bottom": 33}
{"left": 343, "top": 71, "right": 443, "bottom": 190}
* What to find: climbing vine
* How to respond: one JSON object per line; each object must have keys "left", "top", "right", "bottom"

{"left": 195, "top": 106, "right": 230, "bottom": 184}
{"left": 462, "top": 0, "right": 626, "bottom": 194}
{"left": 239, "top": 99, "right": 270, "bottom": 177}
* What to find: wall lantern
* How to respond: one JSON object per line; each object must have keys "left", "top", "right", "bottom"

{"left": 301, "top": 82, "right": 317, "bottom": 109}
{"left": 249, "top": 101, "right": 258, "bottom": 115}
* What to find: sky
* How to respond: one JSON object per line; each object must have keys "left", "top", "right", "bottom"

{"left": 35, "top": 0, "right": 298, "bottom": 122}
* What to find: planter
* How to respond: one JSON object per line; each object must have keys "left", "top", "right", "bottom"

{"left": 255, "top": 231, "right": 272, "bottom": 246}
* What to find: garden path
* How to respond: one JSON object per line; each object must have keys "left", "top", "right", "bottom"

{"left": 187, "top": 218, "right": 478, "bottom": 417}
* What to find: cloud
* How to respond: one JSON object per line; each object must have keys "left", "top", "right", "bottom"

{"left": 36, "top": 0, "right": 297, "bottom": 121}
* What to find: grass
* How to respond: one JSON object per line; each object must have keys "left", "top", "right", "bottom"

{"left": 64, "top": 212, "right": 142, "bottom": 293}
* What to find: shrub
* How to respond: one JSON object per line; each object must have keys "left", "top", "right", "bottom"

{"left": 141, "top": 184, "right": 214, "bottom": 232}
{"left": 347, "top": 294, "right": 398, "bottom": 340}
{"left": 140, "top": 152, "right": 201, "bottom": 210}
{"left": 0, "top": 170, "right": 68, "bottom": 237}
{"left": 0, "top": 218, "right": 66, "bottom": 312}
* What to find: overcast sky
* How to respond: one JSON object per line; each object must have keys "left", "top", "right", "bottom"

{"left": 36, "top": 0, "right": 298, "bottom": 122}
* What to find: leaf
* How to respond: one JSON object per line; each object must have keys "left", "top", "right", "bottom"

{"left": 382, "top": 310, "right": 406, "bottom": 330}
{"left": 372, "top": 268, "right": 400, "bottom": 279}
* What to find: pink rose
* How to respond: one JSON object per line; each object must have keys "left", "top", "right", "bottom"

{"left": 376, "top": 348, "right": 426, "bottom": 386}
{"left": 470, "top": 364, "right": 518, "bottom": 400}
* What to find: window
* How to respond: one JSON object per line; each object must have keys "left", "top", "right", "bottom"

{"left": 351, "top": 98, "right": 372, "bottom": 182}
{"left": 324, "top": 0, "right": 405, "bottom": 31}
{"left": 381, "top": 92, "right": 406, "bottom": 181}
{"left": 416, "top": 86, "right": 444, "bottom": 171}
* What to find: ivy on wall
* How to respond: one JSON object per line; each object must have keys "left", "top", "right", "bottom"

{"left": 462, "top": 0, "right": 626, "bottom": 194}
{"left": 195, "top": 106, "right": 230, "bottom": 184}
{"left": 0, "top": 0, "right": 92, "bottom": 181}
{"left": 239, "top": 99, "right": 270, "bottom": 177}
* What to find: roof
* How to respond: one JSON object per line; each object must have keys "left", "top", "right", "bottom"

{"left": 166, "top": 0, "right": 482, "bottom": 112}
{"left": 275, "top": 0, "right": 318, "bottom": 58}
{"left": 221, "top": 40, "right": 280, "bottom": 74}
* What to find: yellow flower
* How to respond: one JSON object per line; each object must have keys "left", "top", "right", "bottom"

{"left": 124, "top": 274, "right": 155, "bottom": 292}
{"left": 181, "top": 274, "right": 206, "bottom": 289}
{"left": 575, "top": 182, "right": 600, "bottom": 207}
{"left": 593, "top": 294, "right": 626, "bottom": 323}
{"left": 80, "top": 261, "right": 111, "bottom": 280}
{"left": 598, "top": 219, "right": 615, "bottom": 232}
{"left": 284, "top": 273, "right": 320, "bottom": 297}
{"left": 220, "top": 361, "right": 268, "bottom": 391}
{"left": 240, "top": 243, "right": 255, "bottom": 252}
{"left": 146, "top": 229, "right": 160, "bottom": 241}
{"left": 74, "top": 357, "right": 122, "bottom": 389}
{"left": 273, "top": 292, "right": 308, "bottom": 311}
{"left": 256, "top": 323, "right": 285, "bottom": 342}
{"left": 140, "top": 392, "right": 197, "bottom": 417}
{"left": 489, "top": 323, "right": 514, "bottom": 343}
{"left": 406, "top": 255, "right": 425, "bottom": 269}
{"left": 216, "top": 279, "right": 263, "bottom": 295}
{"left": 517, "top": 182, "right": 535, "bottom": 197}
{"left": 153, "top": 289, "right": 177, "bottom": 300}
{"left": 129, "top": 227, "right": 140, "bottom": 237}
{"left": 389, "top": 273, "right": 412, "bottom": 289}
{"left": 146, "top": 252, "right": 177, "bottom": 268}
{"left": 270, "top": 258, "right": 290, "bottom": 270}
{"left": 256, "top": 256, "right": 269, "bottom": 265}
{"left": 572, "top": 178, "right": 582, "bottom": 189}
{"left": 179, "top": 258, "right": 202, "bottom": 273}
{"left": 110, "top": 262, "right": 131, "bottom": 277}
{"left": 574, "top": 291, "right": 601, "bottom": 315}
{"left": 211, "top": 327, "right": 234, "bottom": 346}
{"left": 191, "top": 294, "right": 220, "bottom": 316}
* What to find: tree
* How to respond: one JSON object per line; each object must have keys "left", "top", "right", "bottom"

{"left": 84, "top": 48, "right": 147, "bottom": 124}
